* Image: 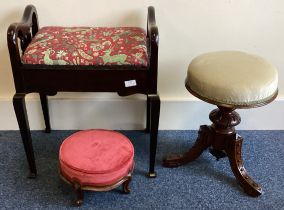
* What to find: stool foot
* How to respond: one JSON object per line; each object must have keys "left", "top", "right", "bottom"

{"left": 147, "top": 172, "right": 157, "bottom": 178}
{"left": 163, "top": 125, "right": 210, "bottom": 167}
{"left": 44, "top": 128, "right": 51, "bottom": 133}
{"left": 28, "top": 172, "right": 37, "bottom": 179}
{"left": 226, "top": 134, "right": 262, "bottom": 197}
{"left": 122, "top": 176, "right": 132, "bottom": 194}
{"left": 75, "top": 199, "right": 83, "bottom": 207}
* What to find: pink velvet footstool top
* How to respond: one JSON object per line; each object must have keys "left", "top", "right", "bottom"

{"left": 59, "top": 129, "right": 134, "bottom": 187}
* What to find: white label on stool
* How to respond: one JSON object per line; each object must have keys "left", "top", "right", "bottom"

{"left": 124, "top": 80, "right": 137, "bottom": 87}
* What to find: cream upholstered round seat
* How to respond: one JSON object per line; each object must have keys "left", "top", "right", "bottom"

{"left": 186, "top": 51, "right": 278, "bottom": 107}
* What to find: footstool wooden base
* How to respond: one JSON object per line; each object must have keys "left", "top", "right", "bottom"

{"left": 60, "top": 169, "right": 133, "bottom": 206}
{"left": 59, "top": 129, "right": 134, "bottom": 206}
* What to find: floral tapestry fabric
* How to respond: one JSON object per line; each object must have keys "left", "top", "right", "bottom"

{"left": 21, "top": 26, "right": 148, "bottom": 66}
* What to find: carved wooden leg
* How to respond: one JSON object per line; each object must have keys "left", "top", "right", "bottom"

{"left": 39, "top": 93, "right": 51, "bottom": 133}
{"left": 13, "top": 93, "right": 37, "bottom": 178}
{"left": 122, "top": 176, "right": 132, "bottom": 194}
{"left": 145, "top": 95, "right": 151, "bottom": 133}
{"left": 73, "top": 182, "right": 84, "bottom": 206}
{"left": 163, "top": 125, "right": 211, "bottom": 167}
{"left": 148, "top": 94, "right": 160, "bottom": 178}
{"left": 226, "top": 134, "right": 262, "bottom": 197}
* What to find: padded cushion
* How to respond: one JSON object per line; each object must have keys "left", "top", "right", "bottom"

{"left": 186, "top": 51, "right": 278, "bottom": 107}
{"left": 59, "top": 129, "right": 134, "bottom": 186}
{"left": 22, "top": 26, "right": 148, "bottom": 66}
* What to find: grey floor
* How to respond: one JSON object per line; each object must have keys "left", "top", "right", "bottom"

{"left": 0, "top": 130, "right": 283, "bottom": 209}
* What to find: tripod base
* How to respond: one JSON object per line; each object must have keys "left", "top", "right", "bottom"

{"left": 163, "top": 107, "right": 262, "bottom": 197}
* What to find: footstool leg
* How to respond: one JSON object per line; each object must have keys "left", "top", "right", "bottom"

{"left": 226, "top": 134, "right": 262, "bottom": 197}
{"left": 163, "top": 125, "right": 211, "bottom": 167}
{"left": 122, "top": 176, "right": 132, "bottom": 194}
{"left": 148, "top": 94, "right": 160, "bottom": 178}
{"left": 39, "top": 93, "right": 51, "bottom": 133}
{"left": 73, "top": 182, "right": 84, "bottom": 206}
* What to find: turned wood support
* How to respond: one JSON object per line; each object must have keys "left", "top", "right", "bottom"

{"left": 163, "top": 106, "right": 262, "bottom": 197}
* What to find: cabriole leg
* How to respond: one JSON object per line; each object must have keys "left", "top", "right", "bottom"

{"left": 163, "top": 125, "right": 210, "bottom": 167}
{"left": 122, "top": 176, "right": 132, "bottom": 194}
{"left": 226, "top": 134, "right": 262, "bottom": 197}
{"left": 147, "top": 94, "right": 160, "bottom": 178}
{"left": 13, "top": 93, "right": 37, "bottom": 178}
{"left": 73, "top": 182, "right": 84, "bottom": 206}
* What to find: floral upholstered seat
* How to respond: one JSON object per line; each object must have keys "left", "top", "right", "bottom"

{"left": 21, "top": 26, "right": 148, "bottom": 66}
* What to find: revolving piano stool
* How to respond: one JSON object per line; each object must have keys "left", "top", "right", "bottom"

{"left": 164, "top": 51, "right": 278, "bottom": 197}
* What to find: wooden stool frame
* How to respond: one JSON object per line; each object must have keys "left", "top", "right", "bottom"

{"left": 8, "top": 5, "right": 160, "bottom": 178}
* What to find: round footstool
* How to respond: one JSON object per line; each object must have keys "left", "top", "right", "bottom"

{"left": 59, "top": 129, "right": 134, "bottom": 206}
{"left": 164, "top": 51, "right": 278, "bottom": 197}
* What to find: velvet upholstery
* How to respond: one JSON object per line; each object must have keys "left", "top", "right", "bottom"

{"left": 59, "top": 129, "right": 134, "bottom": 186}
